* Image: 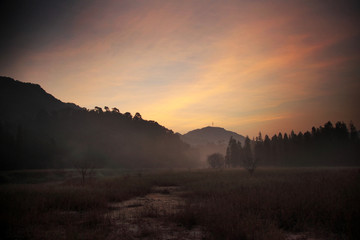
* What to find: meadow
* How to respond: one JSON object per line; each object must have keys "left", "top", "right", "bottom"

{"left": 0, "top": 168, "right": 359, "bottom": 240}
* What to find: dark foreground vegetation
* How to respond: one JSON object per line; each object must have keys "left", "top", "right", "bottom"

{"left": 176, "top": 168, "right": 360, "bottom": 240}
{"left": 1, "top": 168, "right": 359, "bottom": 240}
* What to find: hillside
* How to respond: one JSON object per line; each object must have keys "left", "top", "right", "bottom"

{"left": 181, "top": 126, "right": 245, "bottom": 164}
{"left": 0, "top": 77, "right": 198, "bottom": 169}
{"left": 0, "top": 76, "right": 80, "bottom": 123}
{"left": 181, "top": 126, "right": 245, "bottom": 146}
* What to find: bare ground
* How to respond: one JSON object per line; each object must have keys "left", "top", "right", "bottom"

{"left": 106, "top": 186, "right": 205, "bottom": 240}
{"left": 104, "top": 186, "right": 333, "bottom": 240}
{"left": 285, "top": 232, "right": 333, "bottom": 240}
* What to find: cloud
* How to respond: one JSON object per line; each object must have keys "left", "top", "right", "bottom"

{"left": 2, "top": 0, "right": 360, "bottom": 136}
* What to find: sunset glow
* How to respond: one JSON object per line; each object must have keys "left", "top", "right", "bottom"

{"left": 2, "top": 0, "right": 359, "bottom": 137}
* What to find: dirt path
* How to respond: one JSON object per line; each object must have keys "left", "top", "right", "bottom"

{"left": 105, "top": 186, "right": 326, "bottom": 240}
{"left": 285, "top": 232, "right": 328, "bottom": 240}
{"left": 106, "top": 186, "right": 204, "bottom": 240}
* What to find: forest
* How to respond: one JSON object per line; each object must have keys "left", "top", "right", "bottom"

{"left": 0, "top": 107, "right": 199, "bottom": 169}
{"left": 0, "top": 76, "right": 200, "bottom": 170}
{"left": 1, "top": 77, "right": 359, "bottom": 170}
{"left": 217, "top": 121, "right": 360, "bottom": 169}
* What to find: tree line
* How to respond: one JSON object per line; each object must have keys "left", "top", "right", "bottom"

{"left": 208, "top": 121, "right": 360, "bottom": 170}
{"left": 0, "top": 106, "right": 199, "bottom": 170}
{"left": 207, "top": 135, "right": 256, "bottom": 174}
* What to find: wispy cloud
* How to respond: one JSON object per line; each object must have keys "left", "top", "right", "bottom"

{"left": 2, "top": 0, "right": 359, "bottom": 136}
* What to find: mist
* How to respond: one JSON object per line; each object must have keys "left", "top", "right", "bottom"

{"left": 0, "top": 77, "right": 200, "bottom": 170}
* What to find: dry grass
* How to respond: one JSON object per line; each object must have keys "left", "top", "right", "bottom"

{"left": 174, "top": 168, "right": 360, "bottom": 240}
{"left": 1, "top": 168, "right": 359, "bottom": 240}
{"left": 0, "top": 173, "right": 152, "bottom": 240}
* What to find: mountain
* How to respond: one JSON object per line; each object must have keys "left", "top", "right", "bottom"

{"left": 181, "top": 126, "right": 245, "bottom": 146}
{"left": 180, "top": 126, "right": 245, "bottom": 164}
{"left": 0, "top": 77, "right": 198, "bottom": 169}
{"left": 0, "top": 76, "right": 80, "bottom": 123}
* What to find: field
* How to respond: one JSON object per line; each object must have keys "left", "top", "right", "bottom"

{"left": 0, "top": 168, "right": 359, "bottom": 240}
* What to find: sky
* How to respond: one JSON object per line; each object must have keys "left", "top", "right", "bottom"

{"left": 1, "top": 0, "right": 360, "bottom": 137}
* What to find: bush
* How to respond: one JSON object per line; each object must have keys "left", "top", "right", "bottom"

{"left": 207, "top": 153, "right": 225, "bottom": 168}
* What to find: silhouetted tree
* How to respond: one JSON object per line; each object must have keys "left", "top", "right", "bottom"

{"left": 243, "top": 136, "right": 256, "bottom": 175}
{"left": 254, "top": 132, "right": 264, "bottom": 165}
{"left": 94, "top": 106, "right": 103, "bottom": 113}
{"left": 74, "top": 157, "right": 96, "bottom": 185}
{"left": 225, "top": 136, "right": 242, "bottom": 167}
{"left": 207, "top": 153, "right": 225, "bottom": 168}
{"left": 349, "top": 121, "right": 358, "bottom": 142}
{"left": 112, "top": 107, "right": 120, "bottom": 113}
{"left": 73, "top": 149, "right": 106, "bottom": 185}
{"left": 124, "top": 112, "right": 132, "bottom": 119}
{"left": 263, "top": 135, "right": 271, "bottom": 164}
{"left": 133, "top": 112, "right": 142, "bottom": 121}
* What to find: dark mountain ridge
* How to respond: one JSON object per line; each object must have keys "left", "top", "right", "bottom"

{"left": 0, "top": 76, "right": 198, "bottom": 169}
{"left": 0, "top": 76, "right": 80, "bottom": 123}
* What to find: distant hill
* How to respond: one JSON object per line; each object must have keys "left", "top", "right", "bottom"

{"left": 181, "top": 126, "right": 245, "bottom": 146}
{"left": 0, "top": 76, "right": 80, "bottom": 123}
{"left": 180, "top": 126, "right": 245, "bottom": 164}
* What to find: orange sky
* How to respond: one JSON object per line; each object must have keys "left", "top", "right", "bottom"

{"left": 1, "top": 0, "right": 360, "bottom": 137}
